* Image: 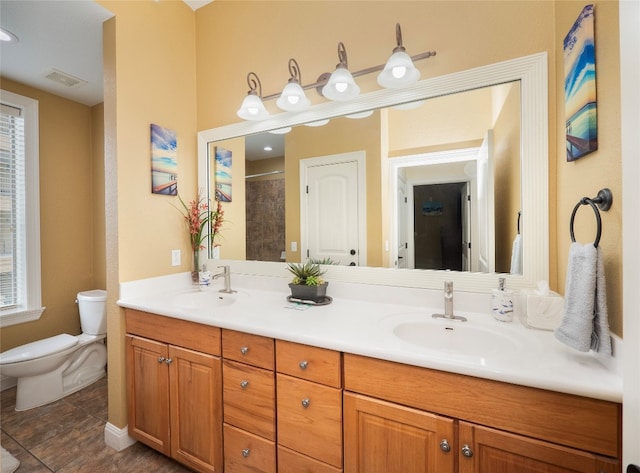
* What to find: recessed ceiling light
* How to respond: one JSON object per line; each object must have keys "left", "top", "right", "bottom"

{"left": 0, "top": 27, "right": 19, "bottom": 43}
{"left": 264, "top": 146, "right": 273, "bottom": 152}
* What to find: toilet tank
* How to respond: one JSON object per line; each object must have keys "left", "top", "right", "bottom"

{"left": 77, "top": 290, "right": 107, "bottom": 335}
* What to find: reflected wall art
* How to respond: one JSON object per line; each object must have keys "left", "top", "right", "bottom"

{"left": 215, "top": 146, "right": 233, "bottom": 202}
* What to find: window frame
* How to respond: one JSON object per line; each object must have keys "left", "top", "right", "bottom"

{"left": 0, "top": 89, "right": 44, "bottom": 327}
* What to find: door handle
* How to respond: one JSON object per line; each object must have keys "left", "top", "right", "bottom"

{"left": 349, "top": 262, "right": 356, "bottom": 266}
{"left": 350, "top": 249, "right": 356, "bottom": 255}
{"left": 627, "top": 465, "right": 640, "bottom": 473}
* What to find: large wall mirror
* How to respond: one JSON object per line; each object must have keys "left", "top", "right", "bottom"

{"left": 198, "top": 53, "right": 548, "bottom": 292}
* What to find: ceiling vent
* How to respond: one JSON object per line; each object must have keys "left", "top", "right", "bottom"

{"left": 44, "top": 69, "right": 88, "bottom": 88}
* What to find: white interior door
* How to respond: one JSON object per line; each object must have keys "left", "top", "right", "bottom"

{"left": 301, "top": 152, "right": 365, "bottom": 266}
{"left": 476, "top": 130, "right": 495, "bottom": 273}
{"left": 397, "top": 175, "right": 409, "bottom": 268}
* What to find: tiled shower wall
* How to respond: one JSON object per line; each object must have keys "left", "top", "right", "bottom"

{"left": 245, "top": 177, "right": 285, "bottom": 262}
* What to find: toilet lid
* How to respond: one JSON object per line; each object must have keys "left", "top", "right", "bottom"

{"left": 0, "top": 334, "right": 79, "bottom": 364}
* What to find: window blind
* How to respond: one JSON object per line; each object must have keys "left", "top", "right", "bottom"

{"left": 0, "top": 102, "right": 25, "bottom": 310}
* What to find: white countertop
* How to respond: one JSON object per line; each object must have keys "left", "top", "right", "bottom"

{"left": 118, "top": 272, "right": 623, "bottom": 403}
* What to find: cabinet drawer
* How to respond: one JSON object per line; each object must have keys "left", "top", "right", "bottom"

{"left": 224, "top": 424, "right": 276, "bottom": 473}
{"left": 126, "top": 309, "right": 220, "bottom": 356}
{"left": 278, "top": 446, "right": 343, "bottom": 473}
{"left": 276, "top": 374, "right": 342, "bottom": 468}
{"left": 223, "top": 360, "right": 276, "bottom": 440}
{"left": 223, "top": 329, "right": 274, "bottom": 370}
{"left": 276, "top": 340, "right": 341, "bottom": 387}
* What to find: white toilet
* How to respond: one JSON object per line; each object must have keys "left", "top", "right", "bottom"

{"left": 0, "top": 290, "right": 108, "bottom": 411}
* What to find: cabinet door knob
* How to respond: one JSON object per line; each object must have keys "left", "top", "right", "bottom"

{"left": 461, "top": 445, "right": 474, "bottom": 458}
{"left": 240, "top": 346, "right": 249, "bottom": 355}
{"left": 165, "top": 358, "right": 173, "bottom": 364}
{"left": 299, "top": 360, "right": 308, "bottom": 370}
{"left": 241, "top": 448, "right": 250, "bottom": 458}
{"left": 301, "top": 398, "right": 311, "bottom": 408}
{"left": 240, "top": 380, "right": 249, "bottom": 389}
{"left": 157, "top": 357, "right": 165, "bottom": 363}
{"left": 439, "top": 439, "right": 451, "bottom": 452}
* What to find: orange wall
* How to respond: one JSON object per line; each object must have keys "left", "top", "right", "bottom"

{"left": 0, "top": 78, "right": 104, "bottom": 351}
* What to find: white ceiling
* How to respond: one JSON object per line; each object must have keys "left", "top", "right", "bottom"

{"left": 0, "top": 0, "right": 212, "bottom": 107}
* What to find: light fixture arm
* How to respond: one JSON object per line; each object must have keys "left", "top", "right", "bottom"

{"left": 394, "top": 22, "right": 406, "bottom": 53}
{"left": 288, "top": 58, "right": 302, "bottom": 84}
{"left": 337, "top": 42, "right": 349, "bottom": 68}
{"left": 246, "top": 72, "right": 263, "bottom": 97}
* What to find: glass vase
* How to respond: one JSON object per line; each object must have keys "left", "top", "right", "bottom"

{"left": 191, "top": 250, "right": 200, "bottom": 284}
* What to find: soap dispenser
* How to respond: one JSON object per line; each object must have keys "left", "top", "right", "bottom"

{"left": 492, "top": 277, "right": 514, "bottom": 322}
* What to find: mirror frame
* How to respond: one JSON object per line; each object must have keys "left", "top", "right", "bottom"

{"left": 198, "top": 52, "right": 548, "bottom": 293}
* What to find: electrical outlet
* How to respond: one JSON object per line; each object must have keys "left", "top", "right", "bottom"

{"left": 171, "top": 249, "right": 181, "bottom": 266}
{"left": 291, "top": 241, "right": 297, "bottom": 252}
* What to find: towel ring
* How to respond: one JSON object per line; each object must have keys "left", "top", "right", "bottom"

{"left": 569, "top": 188, "right": 613, "bottom": 248}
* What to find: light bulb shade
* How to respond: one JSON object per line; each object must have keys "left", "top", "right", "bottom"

{"left": 377, "top": 50, "right": 421, "bottom": 88}
{"left": 322, "top": 66, "right": 360, "bottom": 101}
{"left": 276, "top": 81, "right": 311, "bottom": 111}
{"left": 237, "top": 93, "right": 269, "bottom": 121}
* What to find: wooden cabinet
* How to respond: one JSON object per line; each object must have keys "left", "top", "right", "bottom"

{"left": 125, "top": 310, "right": 223, "bottom": 473}
{"left": 458, "top": 422, "right": 619, "bottom": 473}
{"left": 222, "top": 329, "right": 276, "bottom": 473}
{"left": 276, "top": 340, "right": 343, "bottom": 471}
{"left": 343, "top": 353, "right": 621, "bottom": 473}
{"left": 344, "top": 392, "right": 455, "bottom": 473}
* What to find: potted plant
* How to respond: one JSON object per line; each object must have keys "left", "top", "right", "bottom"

{"left": 286, "top": 260, "right": 329, "bottom": 303}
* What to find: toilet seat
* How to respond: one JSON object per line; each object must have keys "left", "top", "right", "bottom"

{"left": 0, "top": 334, "right": 78, "bottom": 365}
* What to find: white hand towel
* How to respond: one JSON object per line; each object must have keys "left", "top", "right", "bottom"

{"left": 510, "top": 233, "right": 523, "bottom": 275}
{"left": 1, "top": 446, "right": 20, "bottom": 473}
{"left": 554, "top": 242, "right": 612, "bottom": 355}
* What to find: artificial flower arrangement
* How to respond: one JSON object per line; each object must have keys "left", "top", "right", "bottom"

{"left": 175, "top": 191, "right": 224, "bottom": 282}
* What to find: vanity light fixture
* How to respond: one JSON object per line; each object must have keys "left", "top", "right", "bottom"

{"left": 321, "top": 42, "right": 360, "bottom": 101}
{"left": 276, "top": 58, "right": 311, "bottom": 112}
{"left": 235, "top": 23, "right": 436, "bottom": 121}
{"left": 377, "top": 23, "right": 421, "bottom": 89}
{"left": 236, "top": 72, "right": 270, "bottom": 121}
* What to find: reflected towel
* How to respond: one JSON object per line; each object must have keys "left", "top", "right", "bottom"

{"left": 554, "top": 242, "right": 612, "bottom": 355}
{"left": 510, "top": 234, "right": 523, "bottom": 275}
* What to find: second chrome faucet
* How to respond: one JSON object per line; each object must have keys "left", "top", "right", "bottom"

{"left": 432, "top": 281, "right": 467, "bottom": 322}
{"left": 212, "top": 265, "right": 236, "bottom": 294}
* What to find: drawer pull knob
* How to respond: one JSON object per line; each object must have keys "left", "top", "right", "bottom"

{"left": 157, "top": 357, "right": 165, "bottom": 363}
{"left": 240, "top": 346, "right": 249, "bottom": 355}
{"left": 165, "top": 358, "right": 173, "bottom": 365}
{"left": 439, "top": 439, "right": 451, "bottom": 452}
{"left": 299, "top": 360, "right": 308, "bottom": 370}
{"left": 461, "top": 445, "right": 474, "bottom": 458}
{"left": 241, "top": 448, "right": 250, "bottom": 458}
{"left": 301, "top": 398, "right": 311, "bottom": 408}
{"left": 240, "top": 380, "right": 249, "bottom": 389}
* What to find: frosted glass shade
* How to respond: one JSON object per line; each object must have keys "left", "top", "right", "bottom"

{"left": 377, "top": 50, "right": 421, "bottom": 89}
{"left": 276, "top": 82, "right": 311, "bottom": 112}
{"left": 322, "top": 66, "right": 360, "bottom": 101}
{"left": 237, "top": 93, "right": 269, "bottom": 121}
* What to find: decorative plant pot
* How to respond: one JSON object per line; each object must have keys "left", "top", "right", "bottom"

{"left": 288, "top": 282, "right": 328, "bottom": 303}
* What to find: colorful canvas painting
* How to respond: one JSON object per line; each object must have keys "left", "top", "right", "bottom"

{"left": 150, "top": 124, "right": 178, "bottom": 195}
{"left": 564, "top": 4, "right": 598, "bottom": 161}
{"left": 215, "top": 146, "right": 232, "bottom": 202}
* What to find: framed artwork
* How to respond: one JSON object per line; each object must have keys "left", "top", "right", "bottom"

{"left": 564, "top": 4, "right": 598, "bottom": 162}
{"left": 150, "top": 123, "right": 178, "bottom": 195}
{"left": 215, "top": 146, "right": 232, "bottom": 202}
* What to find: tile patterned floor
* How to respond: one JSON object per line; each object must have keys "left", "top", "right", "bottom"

{"left": 0, "top": 377, "right": 193, "bottom": 472}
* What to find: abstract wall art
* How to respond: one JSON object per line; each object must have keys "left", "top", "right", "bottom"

{"left": 564, "top": 4, "right": 598, "bottom": 162}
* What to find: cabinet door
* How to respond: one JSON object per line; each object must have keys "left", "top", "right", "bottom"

{"left": 458, "top": 422, "right": 620, "bottom": 473}
{"left": 169, "top": 345, "right": 223, "bottom": 473}
{"left": 126, "top": 335, "right": 170, "bottom": 456}
{"left": 344, "top": 393, "right": 455, "bottom": 473}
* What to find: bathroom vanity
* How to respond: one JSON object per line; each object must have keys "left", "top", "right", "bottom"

{"left": 119, "top": 272, "right": 622, "bottom": 473}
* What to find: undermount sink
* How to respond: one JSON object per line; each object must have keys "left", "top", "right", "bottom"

{"left": 170, "top": 289, "right": 244, "bottom": 310}
{"left": 388, "top": 315, "right": 523, "bottom": 360}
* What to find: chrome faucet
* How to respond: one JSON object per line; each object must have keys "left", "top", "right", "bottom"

{"left": 432, "top": 281, "right": 467, "bottom": 322}
{"left": 212, "top": 265, "right": 236, "bottom": 294}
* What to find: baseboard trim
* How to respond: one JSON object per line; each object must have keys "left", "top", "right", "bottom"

{"left": 104, "top": 422, "right": 137, "bottom": 451}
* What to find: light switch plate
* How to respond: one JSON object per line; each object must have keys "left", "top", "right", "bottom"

{"left": 171, "top": 249, "right": 181, "bottom": 266}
